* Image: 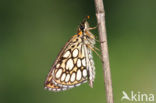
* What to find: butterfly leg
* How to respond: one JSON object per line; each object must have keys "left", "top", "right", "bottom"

{"left": 94, "top": 46, "right": 100, "bottom": 51}
{"left": 85, "top": 36, "right": 101, "bottom": 52}
{"left": 94, "top": 36, "right": 106, "bottom": 43}
{"left": 85, "top": 30, "right": 105, "bottom": 43}
{"left": 96, "top": 39, "right": 106, "bottom": 43}
{"left": 87, "top": 26, "right": 97, "bottom": 30}
{"left": 86, "top": 44, "right": 103, "bottom": 61}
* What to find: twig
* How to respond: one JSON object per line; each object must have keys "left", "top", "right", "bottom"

{"left": 94, "top": 0, "right": 114, "bottom": 103}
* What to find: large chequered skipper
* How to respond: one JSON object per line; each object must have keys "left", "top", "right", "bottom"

{"left": 44, "top": 16, "right": 98, "bottom": 92}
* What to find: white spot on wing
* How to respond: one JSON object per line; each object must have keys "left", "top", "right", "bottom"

{"left": 63, "top": 51, "right": 70, "bottom": 58}
{"left": 75, "top": 83, "right": 81, "bottom": 87}
{"left": 56, "top": 69, "right": 62, "bottom": 78}
{"left": 83, "top": 69, "right": 87, "bottom": 77}
{"left": 61, "top": 73, "right": 66, "bottom": 81}
{"left": 76, "top": 69, "right": 82, "bottom": 81}
{"left": 56, "top": 88, "right": 61, "bottom": 91}
{"left": 90, "top": 59, "right": 94, "bottom": 65}
{"left": 53, "top": 88, "right": 56, "bottom": 91}
{"left": 72, "top": 49, "right": 78, "bottom": 57}
{"left": 70, "top": 73, "right": 76, "bottom": 82}
{"left": 66, "top": 59, "right": 74, "bottom": 70}
{"left": 62, "top": 88, "right": 67, "bottom": 91}
{"left": 65, "top": 74, "right": 70, "bottom": 82}
{"left": 82, "top": 58, "right": 86, "bottom": 66}
{"left": 48, "top": 88, "right": 52, "bottom": 91}
{"left": 62, "top": 85, "right": 67, "bottom": 88}
{"left": 56, "top": 63, "right": 60, "bottom": 68}
{"left": 77, "top": 59, "right": 81, "bottom": 67}
{"left": 68, "top": 85, "right": 75, "bottom": 88}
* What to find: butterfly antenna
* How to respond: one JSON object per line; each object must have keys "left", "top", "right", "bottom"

{"left": 82, "top": 16, "right": 90, "bottom": 24}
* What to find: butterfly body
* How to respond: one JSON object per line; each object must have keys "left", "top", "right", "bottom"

{"left": 44, "top": 16, "right": 96, "bottom": 92}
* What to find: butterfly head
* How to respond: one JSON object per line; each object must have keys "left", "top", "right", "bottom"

{"left": 77, "top": 16, "right": 95, "bottom": 40}
{"left": 78, "top": 16, "right": 90, "bottom": 33}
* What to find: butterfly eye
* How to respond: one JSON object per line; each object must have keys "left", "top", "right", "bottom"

{"left": 80, "top": 24, "right": 85, "bottom": 31}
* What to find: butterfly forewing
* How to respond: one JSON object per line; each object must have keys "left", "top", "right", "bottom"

{"left": 45, "top": 36, "right": 90, "bottom": 91}
{"left": 53, "top": 37, "right": 89, "bottom": 84}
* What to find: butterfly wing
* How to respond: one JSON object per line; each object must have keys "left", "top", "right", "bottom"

{"left": 44, "top": 35, "right": 90, "bottom": 91}
{"left": 84, "top": 45, "right": 95, "bottom": 88}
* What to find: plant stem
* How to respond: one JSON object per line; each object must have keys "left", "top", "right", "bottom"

{"left": 94, "top": 0, "right": 114, "bottom": 103}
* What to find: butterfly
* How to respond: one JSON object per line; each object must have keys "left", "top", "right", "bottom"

{"left": 44, "top": 16, "right": 99, "bottom": 92}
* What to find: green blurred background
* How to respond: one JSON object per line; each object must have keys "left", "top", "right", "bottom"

{"left": 1, "top": 0, "right": 156, "bottom": 103}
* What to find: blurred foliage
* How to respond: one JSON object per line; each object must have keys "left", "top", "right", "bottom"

{"left": 0, "top": 0, "right": 156, "bottom": 103}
